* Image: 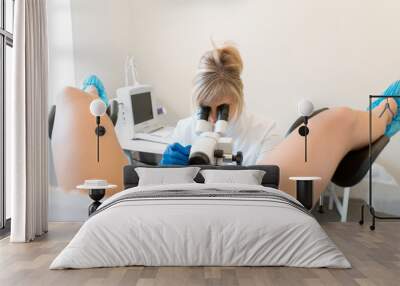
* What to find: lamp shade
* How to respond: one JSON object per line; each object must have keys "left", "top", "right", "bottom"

{"left": 297, "top": 99, "right": 314, "bottom": 117}
{"left": 90, "top": 99, "right": 107, "bottom": 117}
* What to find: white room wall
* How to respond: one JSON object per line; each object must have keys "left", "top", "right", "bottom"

{"left": 47, "top": 0, "right": 90, "bottom": 221}
{"left": 69, "top": 0, "right": 400, "bottom": 120}
{"left": 69, "top": 0, "right": 137, "bottom": 99}
{"left": 49, "top": 0, "right": 400, "bottom": 220}
{"left": 70, "top": 0, "right": 400, "bottom": 173}
{"left": 48, "top": 0, "right": 76, "bottom": 107}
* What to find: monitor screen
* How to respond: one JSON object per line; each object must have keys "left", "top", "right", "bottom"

{"left": 131, "top": 92, "right": 154, "bottom": 125}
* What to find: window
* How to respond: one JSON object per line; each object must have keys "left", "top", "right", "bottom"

{"left": 0, "top": 0, "right": 14, "bottom": 235}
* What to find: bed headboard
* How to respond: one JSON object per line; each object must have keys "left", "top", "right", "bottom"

{"left": 123, "top": 165, "right": 280, "bottom": 189}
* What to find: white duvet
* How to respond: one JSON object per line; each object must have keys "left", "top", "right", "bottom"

{"left": 50, "top": 183, "right": 350, "bottom": 269}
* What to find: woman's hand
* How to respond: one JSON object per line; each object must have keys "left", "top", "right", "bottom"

{"left": 160, "top": 143, "right": 192, "bottom": 165}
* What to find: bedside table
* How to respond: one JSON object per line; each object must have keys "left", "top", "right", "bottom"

{"left": 289, "top": 176, "right": 321, "bottom": 210}
{"left": 77, "top": 182, "right": 117, "bottom": 216}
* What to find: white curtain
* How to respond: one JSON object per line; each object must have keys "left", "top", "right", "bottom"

{"left": 9, "top": 0, "right": 49, "bottom": 242}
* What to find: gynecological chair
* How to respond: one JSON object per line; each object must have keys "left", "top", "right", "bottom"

{"left": 48, "top": 87, "right": 128, "bottom": 196}
{"left": 287, "top": 108, "right": 390, "bottom": 222}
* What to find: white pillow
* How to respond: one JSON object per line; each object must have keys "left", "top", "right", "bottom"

{"left": 136, "top": 167, "right": 201, "bottom": 186}
{"left": 200, "top": 169, "right": 266, "bottom": 185}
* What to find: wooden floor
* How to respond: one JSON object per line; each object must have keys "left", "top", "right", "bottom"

{"left": 1, "top": 205, "right": 399, "bottom": 286}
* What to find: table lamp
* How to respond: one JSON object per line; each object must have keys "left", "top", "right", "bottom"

{"left": 89, "top": 99, "right": 107, "bottom": 162}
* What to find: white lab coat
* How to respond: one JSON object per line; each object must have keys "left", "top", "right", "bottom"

{"left": 172, "top": 110, "right": 283, "bottom": 166}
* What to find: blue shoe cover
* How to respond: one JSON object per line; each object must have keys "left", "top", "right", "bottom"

{"left": 82, "top": 75, "right": 109, "bottom": 106}
{"left": 369, "top": 80, "right": 400, "bottom": 137}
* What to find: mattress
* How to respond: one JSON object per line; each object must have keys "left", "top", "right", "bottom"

{"left": 50, "top": 183, "right": 350, "bottom": 269}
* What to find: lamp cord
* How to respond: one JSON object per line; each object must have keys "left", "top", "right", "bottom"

{"left": 305, "top": 131, "right": 307, "bottom": 162}
{"left": 96, "top": 116, "right": 100, "bottom": 162}
{"left": 97, "top": 123, "right": 100, "bottom": 162}
{"left": 304, "top": 116, "right": 308, "bottom": 163}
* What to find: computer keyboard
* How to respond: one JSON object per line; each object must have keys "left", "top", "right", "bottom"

{"left": 133, "top": 126, "right": 174, "bottom": 144}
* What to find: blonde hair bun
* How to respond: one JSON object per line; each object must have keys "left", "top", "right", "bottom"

{"left": 210, "top": 45, "right": 243, "bottom": 76}
{"left": 193, "top": 43, "right": 244, "bottom": 116}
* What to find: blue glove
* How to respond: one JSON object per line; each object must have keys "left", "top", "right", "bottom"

{"left": 160, "top": 143, "right": 191, "bottom": 165}
{"left": 82, "top": 75, "right": 109, "bottom": 106}
{"left": 369, "top": 80, "right": 400, "bottom": 137}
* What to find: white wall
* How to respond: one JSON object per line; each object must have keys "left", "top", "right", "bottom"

{"left": 70, "top": 0, "right": 136, "bottom": 99}
{"left": 69, "top": 0, "right": 400, "bottom": 174}
{"left": 68, "top": 0, "right": 400, "bottom": 121}
{"left": 48, "top": 0, "right": 76, "bottom": 106}
{"left": 48, "top": 0, "right": 82, "bottom": 221}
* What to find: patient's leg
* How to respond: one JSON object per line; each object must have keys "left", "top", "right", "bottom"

{"left": 259, "top": 99, "right": 397, "bottom": 204}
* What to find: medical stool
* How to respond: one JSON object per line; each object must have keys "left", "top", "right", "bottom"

{"left": 286, "top": 108, "right": 390, "bottom": 222}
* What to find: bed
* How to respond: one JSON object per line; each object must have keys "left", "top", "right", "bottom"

{"left": 50, "top": 165, "right": 350, "bottom": 269}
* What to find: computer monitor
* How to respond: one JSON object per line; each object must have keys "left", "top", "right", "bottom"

{"left": 131, "top": 92, "right": 154, "bottom": 125}
{"left": 115, "top": 84, "right": 162, "bottom": 139}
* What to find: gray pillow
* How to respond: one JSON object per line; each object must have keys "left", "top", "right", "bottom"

{"left": 200, "top": 169, "right": 266, "bottom": 185}
{"left": 136, "top": 167, "right": 201, "bottom": 186}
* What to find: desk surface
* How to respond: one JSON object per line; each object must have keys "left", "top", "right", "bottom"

{"left": 119, "top": 138, "right": 168, "bottom": 154}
